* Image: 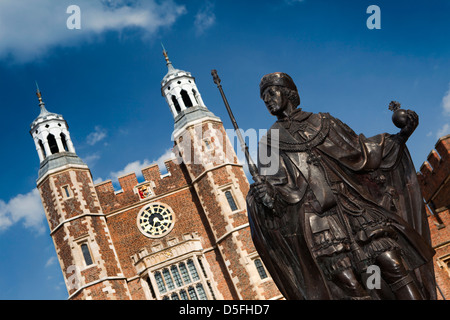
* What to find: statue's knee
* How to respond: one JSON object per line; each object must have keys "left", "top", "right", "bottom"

{"left": 375, "top": 250, "right": 407, "bottom": 281}
{"left": 332, "top": 268, "right": 366, "bottom": 295}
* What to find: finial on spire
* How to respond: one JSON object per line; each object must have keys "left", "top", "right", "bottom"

{"left": 35, "top": 81, "right": 43, "bottom": 104}
{"left": 161, "top": 42, "right": 171, "bottom": 64}
{"left": 34, "top": 81, "right": 50, "bottom": 116}
{"left": 161, "top": 42, "right": 176, "bottom": 74}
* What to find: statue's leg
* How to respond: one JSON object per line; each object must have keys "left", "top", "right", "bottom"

{"left": 318, "top": 253, "right": 370, "bottom": 299}
{"left": 331, "top": 267, "right": 370, "bottom": 299}
{"left": 375, "top": 250, "right": 423, "bottom": 300}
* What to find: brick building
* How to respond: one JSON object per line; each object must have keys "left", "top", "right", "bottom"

{"left": 417, "top": 134, "right": 450, "bottom": 300}
{"left": 29, "top": 51, "right": 281, "bottom": 300}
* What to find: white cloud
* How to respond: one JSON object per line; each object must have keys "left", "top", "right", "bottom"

{"left": 0, "top": 0, "right": 186, "bottom": 62}
{"left": 154, "top": 148, "right": 176, "bottom": 174}
{"left": 434, "top": 83, "right": 450, "bottom": 138}
{"left": 45, "top": 256, "right": 57, "bottom": 268}
{"left": 194, "top": 1, "right": 216, "bottom": 35}
{"left": 82, "top": 153, "right": 101, "bottom": 167}
{"left": 436, "top": 123, "right": 449, "bottom": 138}
{"left": 442, "top": 83, "right": 450, "bottom": 116}
{"left": 110, "top": 159, "right": 153, "bottom": 181}
{"left": 0, "top": 189, "right": 45, "bottom": 233}
{"left": 93, "top": 177, "right": 104, "bottom": 184}
{"left": 108, "top": 148, "right": 175, "bottom": 182}
{"left": 86, "top": 126, "right": 107, "bottom": 146}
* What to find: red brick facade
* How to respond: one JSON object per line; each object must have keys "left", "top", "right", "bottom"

{"left": 417, "top": 134, "right": 450, "bottom": 300}
{"left": 32, "top": 53, "right": 283, "bottom": 300}
{"left": 36, "top": 114, "right": 281, "bottom": 300}
{"left": 38, "top": 168, "right": 131, "bottom": 300}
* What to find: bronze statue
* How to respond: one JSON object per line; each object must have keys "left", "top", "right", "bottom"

{"left": 246, "top": 72, "right": 437, "bottom": 300}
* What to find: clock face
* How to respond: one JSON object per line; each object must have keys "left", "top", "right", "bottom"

{"left": 137, "top": 203, "right": 174, "bottom": 238}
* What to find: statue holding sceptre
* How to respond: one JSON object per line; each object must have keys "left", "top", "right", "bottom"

{"left": 212, "top": 70, "right": 436, "bottom": 300}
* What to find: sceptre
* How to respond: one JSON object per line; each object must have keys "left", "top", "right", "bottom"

{"left": 211, "top": 69, "right": 259, "bottom": 180}
{"left": 211, "top": 69, "right": 273, "bottom": 208}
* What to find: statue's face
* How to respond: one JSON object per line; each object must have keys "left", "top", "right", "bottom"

{"left": 262, "top": 85, "right": 289, "bottom": 116}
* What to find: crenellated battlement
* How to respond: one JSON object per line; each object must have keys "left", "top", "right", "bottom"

{"left": 94, "top": 158, "right": 190, "bottom": 214}
{"left": 417, "top": 134, "right": 450, "bottom": 209}
{"left": 417, "top": 136, "right": 450, "bottom": 300}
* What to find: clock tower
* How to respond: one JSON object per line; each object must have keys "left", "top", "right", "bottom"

{"left": 30, "top": 55, "right": 281, "bottom": 300}
{"left": 160, "top": 49, "right": 269, "bottom": 299}
{"left": 30, "top": 86, "right": 131, "bottom": 300}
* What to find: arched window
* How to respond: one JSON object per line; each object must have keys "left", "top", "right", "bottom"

{"left": 172, "top": 95, "right": 181, "bottom": 113}
{"left": 254, "top": 258, "right": 268, "bottom": 279}
{"left": 47, "top": 134, "right": 59, "bottom": 154}
{"left": 60, "top": 133, "right": 69, "bottom": 151}
{"left": 180, "top": 90, "right": 193, "bottom": 108}
{"left": 39, "top": 139, "right": 46, "bottom": 157}
{"left": 225, "top": 190, "right": 238, "bottom": 211}
{"left": 192, "top": 89, "right": 200, "bottom": 105}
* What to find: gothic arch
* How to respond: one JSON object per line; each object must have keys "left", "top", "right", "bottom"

{"left": 60, "top": 133, "right": 69, "bottom": 151}
{"left": 172, "top": 95, "right": 181, "bottom": 113}
{"left": 180, "top": 90, "right": 193, "bottom": 108}
{"left": 39, "top": 139, "right": 46, "bottom": 157}
{"left": 192, "top": 89, "right": 200, "bottom": 105}
{"left": 47, "top": 133, "right": 59, "bottom": 154}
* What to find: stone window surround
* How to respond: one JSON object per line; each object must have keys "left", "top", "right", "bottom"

{"left": 218, "top": 183, "right": 241, "bottom": 213}
{"left": 437, "top": 253, "right": 450, "bottom": 278}
{"left": 74, "top": 235, "right": 97, "bottom": 270}
{"left": 149, "top": 257, "right": 210, "bottom": 300}
{"left": 247, "top": 251, "right": 272, "bottom": 284}
{"left": 61, "top": 184, "right": 73, "bottom": 200}
{"left": 132, "top": 235, "right": 220, "bottom": 300}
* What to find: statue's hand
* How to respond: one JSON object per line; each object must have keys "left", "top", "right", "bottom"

{"left": 251, "top": 180, "right": 275, "bottom": 209}
{"left": 399, "top": 110, "right": 419, "bottom": 141}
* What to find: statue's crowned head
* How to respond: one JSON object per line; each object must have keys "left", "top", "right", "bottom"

{"left": 259, "top": 72, "right": 300, "bottom": 108}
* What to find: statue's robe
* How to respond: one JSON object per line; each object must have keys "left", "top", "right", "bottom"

{"left": 246, "top": 108, "right": 436, "bottom": 300}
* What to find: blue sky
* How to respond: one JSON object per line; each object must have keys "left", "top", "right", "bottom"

{"left": 0, "top": 0, "right": 449, "bottom": 300}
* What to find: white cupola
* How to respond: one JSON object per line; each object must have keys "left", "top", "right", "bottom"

{"left": 30, "top": 84, "right": 75, "bottom": 162}
{"left": 160, "top": 46, "right": 219, "bottom": 135}
{"left": 160, "top": 46, "right": 207, "bottom": 117}
{"left": 30, "top": 83, "right": 86, "bottom": 181}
